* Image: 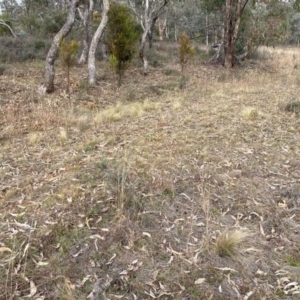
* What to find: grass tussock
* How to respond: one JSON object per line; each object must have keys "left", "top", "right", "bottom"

{"left": 1, "top": 45, "right": 300, "bottom": 299}
{"left": 93, "top": 99, "right": 160, "bottom": 123}
{"left": 215, "top": 230, "right": 250, "bottom": 258}
{"left": 241, "top": 106, "right": 259, "bottom": 120}
{"left": 284, "top": 100, "right": 300, "bottom": 116}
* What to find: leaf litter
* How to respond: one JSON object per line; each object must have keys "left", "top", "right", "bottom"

{"left": 0, "top": 46, "right": 300, "bottom": 298}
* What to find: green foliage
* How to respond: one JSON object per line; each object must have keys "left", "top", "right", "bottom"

{"left": 263, "top": 0, "right": 290, "bottom": 45}
{"left": 289, "top": 13, "right": 300, "bottom": 44}
{"left": 201, "top": 0, "right": 289, "bottom": 57}
{"left": 59, "top": 38, "right": 80, "bottom": 68}
{"left": 0, "top": 36, "right": 51, "bottom": 63}
{"left": 58, "top": 38, "right": 80, "bottom": 101}
{"left": 105, "top": 2, "right": 140, "bottom": 87}
{"left": 42, "top": 10, "right": 67, "bottom": 35}
{"left": 178, "top": 32, "right": 195, "bottom": 73}
{"left": 294, "top": 0, "right": 300, "bottom": 12}
{"left": 237, "top": 1, "right": 290, "bottom": 56}
{"left": 20, "top": 9, "right": 67, "bottom": 37}
{"left": 0, "top": 13, "right": 13, "bottom": 36}
{"left": 109, "top": 54, "right": 118, "bottom": 72}
{"left": 201, "top": 0, "right": 224, "bottom": 13}
{"left": 20, "top": 13, "right": 39, "bottom": 35}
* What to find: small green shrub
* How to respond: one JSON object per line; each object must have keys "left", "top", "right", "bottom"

{"left": 105, "top": 3, "right": 140, "bottom": 87}
{"left": 0, "top": 36, "right": 51, "bottom": 63}
{"left": 58, "top": 38, "right": 80, "bottom": 101}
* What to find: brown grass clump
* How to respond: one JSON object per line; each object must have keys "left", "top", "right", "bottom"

{"left": 241, "top": 106, "right": 259, "bottom": 120}
{"left": 215, "top": 230, "right": 250, "bottom": 258}
{"left": 1, "top": 45, "right": 300, "bottom": 299}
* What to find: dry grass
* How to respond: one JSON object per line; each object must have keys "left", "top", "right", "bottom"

{"left": 1, "top": 44, "right": 300, "bottom": 299}
{"left": 215, "top": 230, "right": 250, "bottom": 258}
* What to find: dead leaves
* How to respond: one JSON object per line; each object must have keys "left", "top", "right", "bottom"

{"left": 276, "top": 269, "right": 300, "bottom": 296}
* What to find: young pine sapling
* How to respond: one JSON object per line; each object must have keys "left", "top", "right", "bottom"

{"left": 178, "top": 32, "right": 195, "bottom": 88}
{"left": 58, "top": 38, "right": 80, "bottom": 102}
{"left": 106, "top": 3, "right": 140, "bottom": 87}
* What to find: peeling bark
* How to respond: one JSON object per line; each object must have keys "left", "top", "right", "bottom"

{"left": 41, "top": 0, "right": 80, "bottom": 93}
{"left": 88, "top": 0, "right": 109, "bottom": 85}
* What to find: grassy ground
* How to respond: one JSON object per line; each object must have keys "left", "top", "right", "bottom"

{"left": 0, "top": 43, "right": 300, "bottom": 299}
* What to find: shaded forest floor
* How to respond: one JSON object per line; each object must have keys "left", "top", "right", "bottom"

{"left": 0, "top": 44, "right": 300, "bottom": 299}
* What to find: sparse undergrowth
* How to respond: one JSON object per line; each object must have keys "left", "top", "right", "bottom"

{"left": 1, "top": 44, "right": 300, "bottom": 299}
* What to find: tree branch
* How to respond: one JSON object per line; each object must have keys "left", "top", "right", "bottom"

{"left": 0, "top": 19, "right": 17, "bottom": 38}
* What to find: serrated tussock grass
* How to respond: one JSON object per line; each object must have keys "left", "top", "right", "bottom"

{"left": 215, "top": 230, "right": 250, "bottom": 258}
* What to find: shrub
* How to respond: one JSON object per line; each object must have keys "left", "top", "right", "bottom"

{"left": 178, "top": 32, "right": 195, "bottom": 73}
{"left": 58, "top": 38, "right": 80, "bottom": 102}
{"left": 105, "top": 2, "right": 140, "bottom": 87}
{"left": 0, "top": 36, "right": 51, "bottom": 63}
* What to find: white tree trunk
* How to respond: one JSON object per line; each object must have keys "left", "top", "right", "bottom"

{"left": 78, "top": 0, "right": 94, "bottom": 64}
{"left": 41, "top": 0, "right": 79, "bottom": 93}
{"left": 139, "top": 0, "right": 150, "bottom": 75}
{"left": 88, "top": 0, "right": 109, "bottom": 85}
{"left": 129, "top": 0, "right": 168, "bottom": 74}
{"left": 205, "top": 12, "right": 209, "bottom": 47}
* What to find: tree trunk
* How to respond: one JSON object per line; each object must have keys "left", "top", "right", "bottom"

{"left": 41, "top": 0, "right": 79, "bottom": 93}
{"left": 118, "top": 71, "right": 122, "bottom": 88}
{"left": 88, "top": 0, "right": 109, "bottom": 85}
{"left": 223, "top": 0, "right": 248, "bottom": 68}
{"left": 139, "top": 29, "right": 149, "bottom": 75}
{"left": 205, "top": 12, "right": 209, "bottom": 47}
{"left": 139, "top": 0, "right": 150, "bottom": 75}
{"left": 67, "top": 65, "right": 70, "bottom": 102}
{"left": 78, "top": 0, "right": 94, "bottom": 64}
{"left": 148, "top": 15, "right": 158, "bottom": 48}
{"left": 174, "top": 10, "right": 177, "bottom": 41}
{"left": 158, "top": 9, "right": 167, "bottom": 41}
{"left": 158, "top": 19, "right": 164, "bottom": 41}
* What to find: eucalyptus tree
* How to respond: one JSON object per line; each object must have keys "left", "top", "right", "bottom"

{"left": 88, "top": 0, "right": 109, "bottom": 85}
{"left": 128, "top": 0, "right": 169, "bottom": 75}
{"left": 77, "top": 0, "right": 94, "bottom": 64}
{"left": 168, "top": 0, "right": 207, "bottom": 42}
{"left": 41, "top": 0, "right": 80, "bottom": 93}
{"left": 202, "top": 0, "right": 290, "bottom": 67}
{"left": 0, "top": 16, "right": 16, "bottom": 37}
